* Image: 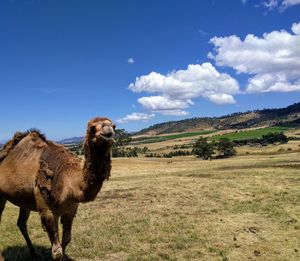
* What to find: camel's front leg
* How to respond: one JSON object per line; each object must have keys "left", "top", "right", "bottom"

{"left": 40, "top": 210, "right": 63, "bottom": 260}
{"left": 17, "top": 208, "right": 39, "bottom": 260}
{"left": 61, "top": 207, "right": 77, "bottom": 255}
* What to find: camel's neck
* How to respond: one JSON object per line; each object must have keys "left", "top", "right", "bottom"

{"left": 76, "top": 142, "right": 111, "bottom": 202}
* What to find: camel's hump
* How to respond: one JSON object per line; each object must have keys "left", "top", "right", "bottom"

{"left": 0, "top": 129, "right": 46, "bottom": 163}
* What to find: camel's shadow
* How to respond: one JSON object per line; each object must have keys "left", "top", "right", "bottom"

{"left": 1, "top": 245, "right": 74, "bottom": 261}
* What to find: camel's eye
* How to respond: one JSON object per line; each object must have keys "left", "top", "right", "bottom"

{"left": 112, "top": 124, "right": 116, "bottom": 130}
{"left": 90, "top": 125, "right": 96, "bottom": 135}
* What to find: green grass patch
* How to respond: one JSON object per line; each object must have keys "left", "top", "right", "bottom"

{"left": 209, "top": 126, "right": 292, "bottom": 141}
{"left": 134, "top": 130, "right": 217, "bottom": 144}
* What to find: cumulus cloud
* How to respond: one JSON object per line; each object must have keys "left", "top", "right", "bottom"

{"left": 209, "top": 22, "right": 300, "bottom": 93}
{"left": 137, "top": 96, "right": 193, "bottom": 111}
{"left": 292, "top": 22, "right": 300, "bottom": 34}
{"left": 207, "top": 93, "right": 236, "bottom": 104}
{"left": 127, "top": 57, "right": 135, "bottom": 64}
{"left": 136, "top": 96, "right": 192, "bottom": 116}
{"left": 116, "top": 112, "right": 155, "bottom": 123}
{"left": 129, "top": 63, "right": 239, "bottom": 115}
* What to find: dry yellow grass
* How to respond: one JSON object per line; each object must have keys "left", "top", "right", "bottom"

{"left": 236, "top": 140, "right": 300, "bottom": 155}
{"left": 0, "top": 153, "right": 299, "bottom": 260}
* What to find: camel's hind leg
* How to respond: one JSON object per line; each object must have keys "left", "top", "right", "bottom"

{"left": 17, "top": 208, "right": 38, "bottom": 260}
{"left": 0, "top": 198, "right": 6, "bottom": 261}
{"left": 0, "top": 197, "right": 6, "bottom": 223}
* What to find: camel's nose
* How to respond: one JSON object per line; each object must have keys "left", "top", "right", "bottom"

{"left": 103, "top": 126, "right": 115, "bottom": 138}
{"left": 105, "top": 131, "right": 113, "bottom": 138}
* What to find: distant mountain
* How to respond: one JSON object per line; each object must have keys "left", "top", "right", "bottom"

{"left": 0, "top": 139, "right": 7, "bottom": 145}
{"left": 59, "top": 136, "right": 84, "bottom": 144}
{"left": 135, "top": 102, "right": 300, "bottom": 136}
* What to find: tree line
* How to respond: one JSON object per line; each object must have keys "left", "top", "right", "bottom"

{"left": 233, "top": 132, "right": 288, "bottom": 146}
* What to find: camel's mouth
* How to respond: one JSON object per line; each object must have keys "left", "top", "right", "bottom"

{"left": 99, "top": 134, "right": 115, "bottom": 143}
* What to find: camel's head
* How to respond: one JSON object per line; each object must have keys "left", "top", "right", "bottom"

{"left": 87, "top": 117, "right": 116, "bottom": 146}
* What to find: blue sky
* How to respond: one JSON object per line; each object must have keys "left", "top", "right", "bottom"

{"left": 1, "top": 0, "right": 300, "bottom": 140}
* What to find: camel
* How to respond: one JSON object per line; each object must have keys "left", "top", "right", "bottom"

{"left": 0, "top": 117, "right": 115, "bottom": 260}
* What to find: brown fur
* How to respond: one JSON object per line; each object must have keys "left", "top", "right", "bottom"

{"left": 0, "top": 117, "right": 115, "bottom": 260}
{"left": 0, "top": 129, "right": 45, "bottom": 163}
{"left": 77, "top": 117, "right": 114, "bottom": 202}
{"left": 37, "top": 141, "right": 82, "bottom": 206}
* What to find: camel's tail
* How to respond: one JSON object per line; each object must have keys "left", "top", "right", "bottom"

{"left": 0, "top": 129, "right": 46, "bottom": 163}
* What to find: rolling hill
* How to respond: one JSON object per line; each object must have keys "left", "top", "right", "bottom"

{"left": 53, "top": 102, "right": 300, "bottom": 144}
{"left": 59, "top": 136, "right": 84, "bottom": 144}
{"left": 135, "top": 102, "right": 300, "bottom": 136}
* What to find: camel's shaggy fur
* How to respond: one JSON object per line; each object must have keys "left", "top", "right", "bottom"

{"left": 0, "top": 117, "right": 115, "bottom": 260}
{"left": 0, "top": 129, "right": 46, "bottom": 163}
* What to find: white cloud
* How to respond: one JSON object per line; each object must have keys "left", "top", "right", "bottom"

{"left": 292, "top": 22, "right": 300, "bottom": 34}
{"left": 247, "top": 73, "right": 300, "bottom": 92}
{"left": 129, "top": 63, "right": 239, "bottom": 115}
{"left": 127, "top": 57, "right": 135, "bottom": 64}
{"left": 137, "top": 96, "right": 193, "bottom": 111}
{"left": 241, "top": 0, "right": 247, "bottom": 4}
{"left": 137, "top": 96, "right": 192, "bottom": 116}
{"left": 262, "top": 0, "right": 300, "bottom": 11}
{"left": 198, "top": 29, "right": 208, "bottom": 35}
{"left": 263, "top": 0, "right": 279, "bottom": 10}
{"left": 159, "top": 110, "right": 189, "bottom": 116}
{"left": 116, "top": 112, "right": 155, "bottom": 124}
{"left": 209, "top": 22, "right": 300, "bottom": 93}
{"left": 207, "top": 93, "right": 236, "bottom": 104}
{"left": 281, "top": 0, "right": 300, "bottom": 9}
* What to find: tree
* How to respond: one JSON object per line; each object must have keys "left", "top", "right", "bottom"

{"left": 192, "top": 137, "right": 215, "bottom": 160}
{"left": 112, "top": 129, "right": 132, "bottom": 157}
{"left": 114, "top": 129, "right": 132, "bottom": 147}
{"left": 216, "top": 137, "right": 236, "bottom": 158}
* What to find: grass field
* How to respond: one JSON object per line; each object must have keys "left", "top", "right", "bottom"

{"left": 133, "top": 126, "right": 293, "bottom": 147}
{"left": 209, "top": 126, "right": 292, "bottom": 141}
{"left": 0, "top": 152, "right": 299, "bottom": 260}
{"left": 132, "top": 126, "right": 298, "bottom": 155}
{"left": 133, "top": 130, "right": 217, "bottom": 144}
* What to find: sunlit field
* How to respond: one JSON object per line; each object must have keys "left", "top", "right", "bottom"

{"left": 0, "top": 151, "right": 299, "bottom": 260}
